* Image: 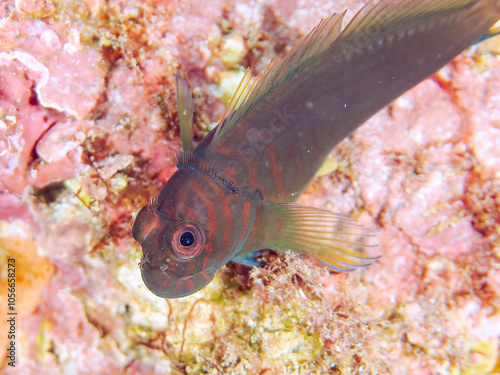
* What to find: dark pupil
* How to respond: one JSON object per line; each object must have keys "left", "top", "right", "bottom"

{"left": 180, "top": 231, "right": 195, "bottom": 247}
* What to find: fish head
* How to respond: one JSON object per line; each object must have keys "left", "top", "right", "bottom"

{"left": 133, "top": 167, "right": 256, "bottom": 298}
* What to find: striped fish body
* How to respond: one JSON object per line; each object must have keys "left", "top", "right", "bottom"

{"left": 133, "top": 0, "right": 500, "bottom": 298}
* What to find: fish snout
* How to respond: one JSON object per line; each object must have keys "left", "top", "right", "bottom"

{"left": 132, "top": 206, "right": 162, "bottom": 244}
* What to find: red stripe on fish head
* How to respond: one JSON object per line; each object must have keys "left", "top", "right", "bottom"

{"left": 239, "top": 201, "right": 253, "bottom": 244}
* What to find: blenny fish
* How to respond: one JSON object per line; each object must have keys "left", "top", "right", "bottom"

{"left": 133, "top": 0, "right": 500, "bottom": 298}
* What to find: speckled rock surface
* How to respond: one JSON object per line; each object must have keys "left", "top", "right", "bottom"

{"left": 0, "top": 0, "right": 499, "bottom": 374}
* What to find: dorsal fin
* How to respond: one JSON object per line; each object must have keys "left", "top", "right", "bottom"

{"left": 210, "top": 12, "right": 345, "bottom": 146}
{"left": 175, "top": 74, "right": 194, "bottom": 152}
{"left": 209, "top": 0, "right": 497, "bottom": 148}
{"left": 211, "top": 68, "right": 255, "bottom": 143}
{"left": 339, "top": 0, "right": 476, "bottom": 49}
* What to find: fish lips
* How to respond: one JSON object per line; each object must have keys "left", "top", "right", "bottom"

{"left": 140, "top": 262, "right": 216, "bottom": 298}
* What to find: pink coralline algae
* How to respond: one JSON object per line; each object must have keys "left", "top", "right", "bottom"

{"left": 0, "top": 33, "right": 104, "bottom": 193}
{"left": 0, "top": 0, "right": 500, "bottom": 374}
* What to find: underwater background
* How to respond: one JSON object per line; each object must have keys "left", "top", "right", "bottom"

{"left": 1, "top": 0, "right": 500, "bottom": 373}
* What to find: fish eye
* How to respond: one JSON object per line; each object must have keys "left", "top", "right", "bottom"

{"left": 170, "top": 222, "right": 204, "bottom": 259}
{"left": 180, "top": 231, "right": 195, "bottom": 246}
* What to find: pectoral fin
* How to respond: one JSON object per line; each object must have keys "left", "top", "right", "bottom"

{"left": 248, "top": 203, "right": 378, "bottom": 272}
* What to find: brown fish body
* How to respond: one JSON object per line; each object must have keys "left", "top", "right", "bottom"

{"left": 199, "top": 0, "right": 500, "bottom": 202}
{"left": 133, "top": 0, "right": 500, "bottom": 298}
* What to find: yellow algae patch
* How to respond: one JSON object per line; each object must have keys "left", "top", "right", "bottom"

{"left": 0, "top": 221, "right": 55, "bottom": 366}
{"left": 215, "top": 69, "right": 247, "bottom": 104}
{"left": 37, "top": 320, "right": 54, "bottom": 365}
{"left": 65, "top": 179, "right": 99, "bottom": 212}
{"left": 451, "top": 338, "right": 500, "bottom": 375}
{"left": 315, "top": 155, "right": 347, "bottom": 178}
{"left": 480, "top": 20, "right": 500, "bottom": 55}
{"left": 220, "top": 35, "right": 247, "bottom": 68}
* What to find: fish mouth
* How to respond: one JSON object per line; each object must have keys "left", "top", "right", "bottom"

{"left": 140, "top": 263, "right": 216, "bottom": 298}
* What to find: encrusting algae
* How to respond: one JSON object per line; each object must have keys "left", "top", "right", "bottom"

{"left": 0, "top": 0, "right": 500, "bottom": 374}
